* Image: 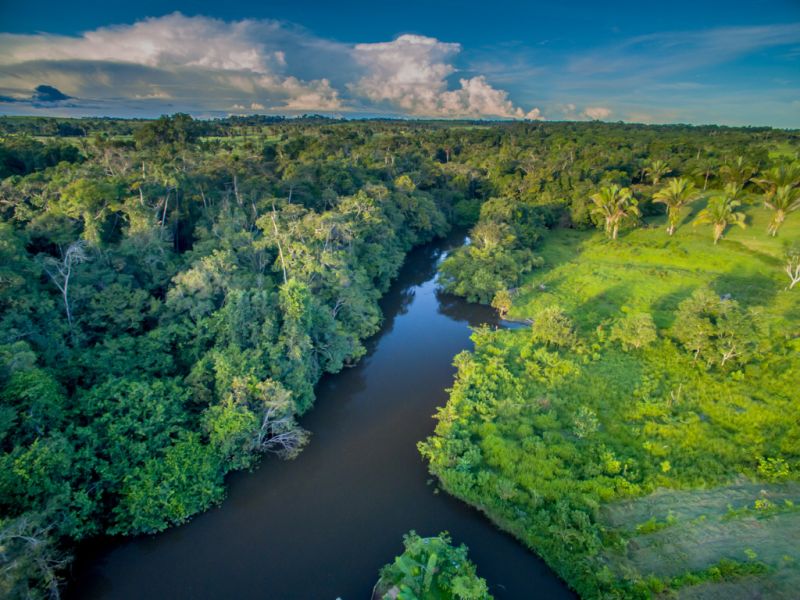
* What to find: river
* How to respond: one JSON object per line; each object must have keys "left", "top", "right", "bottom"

{"left": 68, "top": 235, "right": 574, "bottom": 599}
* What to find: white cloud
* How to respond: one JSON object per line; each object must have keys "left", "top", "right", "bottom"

{"left": 583, "top": 106, "right": 611, "bottom": 120}
{"left": 350, "top": 34, "right": 542, "bottom": 118}
{"left": 0, "top": 14, "right": 541, "bottom": 119}
{"left": 0, "top": 13, "right": 342, "bottom": 113}
{"left": 0, "top": 13, "right": 280, "bottom": 73}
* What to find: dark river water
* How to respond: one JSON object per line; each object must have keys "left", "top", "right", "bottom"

{"left": 68, "top": 236, "right": 574, "bottom": 600}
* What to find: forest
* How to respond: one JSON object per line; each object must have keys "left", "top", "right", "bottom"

{"left": 0, "top": 114, "right": 798, "bottom": 599}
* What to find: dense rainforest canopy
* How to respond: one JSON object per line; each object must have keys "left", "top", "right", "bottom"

{"left": 0, "top": 114, "right": 798, "bottom": 598}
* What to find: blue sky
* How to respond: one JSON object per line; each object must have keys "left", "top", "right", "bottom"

{"left": 1, "top": 1, "right": 799, "bottom": 126}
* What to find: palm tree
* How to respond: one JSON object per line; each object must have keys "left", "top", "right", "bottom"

{"left": 751, "top": 163, "right": 800, "bottom": 201}
{"left": 764, "top": 184, "right": 800, "bottom": 236}
{"left": 692, "top": 159, "right": 717, "bottom": 191}
{"left": 590, "top": 184, "right": 640, "bottom": 240}
{"left": 653, "top": 177, "right": 702, "bottom": 235}
{"left": 644, "top": 160, "right": 671, "bottom": 185}
{"left": 719, "top": 156, "right": 756, "bottom": 186}
{"left": 693, "top": 184, "right": 747, "bottom": 244}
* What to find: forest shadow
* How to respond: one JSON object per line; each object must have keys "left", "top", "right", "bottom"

{"left": 573, "top": 283, "right": 632, "bottom": 327}
{"left": 683, "top": 200, "right": 708, "bottom": 224}
{"left": 711, "top": 271, "right": 780, "bottom": 307}
{"left": 651, "top": 286, "right": 696, "bottom": 329}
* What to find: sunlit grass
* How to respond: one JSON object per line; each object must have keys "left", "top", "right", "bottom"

{"left": 510, "top": 202, "right": 799, "bottom": 330}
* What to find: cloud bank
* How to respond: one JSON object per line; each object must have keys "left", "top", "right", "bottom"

{"left": 0, "top": 13, "right": 542, "bottom": 119}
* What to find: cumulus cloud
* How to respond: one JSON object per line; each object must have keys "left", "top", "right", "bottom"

{"left": 0, "top": 13, "right": 284, "bottom": 73}
{"left": 0, "top": 15, "right": 539, "bottom": 119}
{"left": 583, "top": 106, "right": 611, "bottom": 120}
{"left": 0, "top": 14, "right": 345, "bottom": 114}
{"left": 350, "top": 35, "right": 542, "bottom": 118}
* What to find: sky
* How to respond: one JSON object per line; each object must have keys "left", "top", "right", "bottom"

{"left": 1, "top": 0, "right": 799, "bottom": 127}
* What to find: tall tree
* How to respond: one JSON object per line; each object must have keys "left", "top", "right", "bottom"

{"left": 750, "top": 163, "right": 800, "bottom": 200}
{"left": 40, "top": 241, "right": 89, "bottom": 328}
{"left": 693, "top": 184, "right": 747, "bottom": 244}
{"left": 589, "top": 185, "right": 639, "bottom": 240}
{"left": 786, "top": 247, "right": 800, "bottom": 290}
{"left": 719, "top": 156, "right": 756, "bottom": 186}
{"left": 653, "top": 177, "right": 702, "bottom": 235}
{"left": 763, "top": 184, "right": 800, "bottom": 236}
{"left": 644, "top": 159, "right": 671, "bottom": 185}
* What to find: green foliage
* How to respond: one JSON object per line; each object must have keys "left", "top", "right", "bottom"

{"left": 0, "top": 514, "right": 69, "bottom": 600}
{"left": 609, "top": 312, "right": 658, "bottom": 350}
{"left": 652, "top": 177, "right": 702, "bottom": 235}
{"left": 490, "top": 289, "right": 512, "bottom": 317}
{"left": 589, "top": 184, "right": 640, "bottom": 239}
{"left": 530, "top": 305, "right": 578, "bottom": 348}
{"left": 377, "top": 531, "right": 492, "bottom": 600}
{"left": 693, "top": 184, "right": 747, "bottom": 244}
{"left": 112, "top": 433, "right": 224, "bottom": 535}
{"left": 1, "top": 116, "right": 464, "bottom": 593}
{"left": 671, "top": 288, "right": 760, "bottom": 368}
{"left": 439, "top": 197, "right": 546, "bottom": 303}
{"left": 133, "top": 113, "right": 199, "bottom": 149}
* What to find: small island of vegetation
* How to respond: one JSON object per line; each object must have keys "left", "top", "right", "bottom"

{"left": 374, "top": 531, "right": 492, "bottom": 600}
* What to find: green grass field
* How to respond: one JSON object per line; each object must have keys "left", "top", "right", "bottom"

{"left": 510, "top": 204, "right": 799, "bottom": 331}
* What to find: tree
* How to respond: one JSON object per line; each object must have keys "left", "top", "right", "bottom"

{"left": 692, "top": 158, "right": 717, "bottom": 191}
{"left": 40, "top": 240, "right": 89, "bottom": 328}
{"left": 377, "top": 532, "right": 492, "bottom": 600}
{"left": 785, "top": 247, "right": 800, "bottom": 290}
{"left": 204, "top": 377, "right": 309, "bottom": 468}
{"left": 58, "top": 178, "right": 122, "bottom": 244}
{"left": 531, "top": 305, "right": 578, "bottom": 348}
{"left": 609, "top": 312, "right": 657, "bottom": 350}
{"left": 112, "top": 432, "right": 224, "bottom": 535}
{"left": 671, "top": 288, "right": 758, "bottom": 368}
{"left": 750, "top": 163, "right": 799, "bottom": 200}
{"left": 491, "top": 289, "right": 512, "bottom": 318}
{"left": 720, "top": 156, "right": 756, "bottom": 186}
{"left": 763, "top": 185, "right": 800, "bottom": 236}
{"left": 133, "top": 113, "right": 199, "bottom": 149}
{"left": 644, "top": 159, "right": 671, "bottom": 185}
{"left": 589, "top": 185, "right": 639, "bottom": 240}
{"left": 693, "top": 184, "right": 746, "bottom": 244}
{"left": 653, "top": 177, "right": 702, "bottom": 235}
{"left": 0, "top": 515, "right": 69, "bottom": 600}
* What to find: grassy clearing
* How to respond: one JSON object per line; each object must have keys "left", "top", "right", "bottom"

{"left": 509, "top": 206, "right": 799, "bottom": 330}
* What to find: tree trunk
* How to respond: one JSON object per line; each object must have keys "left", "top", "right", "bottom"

{"left": 713, "top": 224, "right": 724, "bottom": 244}
{"left": 271, "top": 201, "right": 288, "bottom": 285}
